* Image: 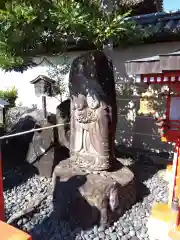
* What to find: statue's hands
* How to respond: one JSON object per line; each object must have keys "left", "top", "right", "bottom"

{"left": 82, "top": 123, "right": 89, "bottom": 130}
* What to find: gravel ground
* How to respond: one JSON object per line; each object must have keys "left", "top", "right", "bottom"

{"left": 3, "top": 160, "right": 168, "bottom": 240}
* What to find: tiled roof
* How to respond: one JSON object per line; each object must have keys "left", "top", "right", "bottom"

{"left": 30, "top": 75, "right": 56, "bottom": 84}
{"left": 125, "top": 49, "right": 180, "bottom": 75}
{"left": 36, "top": 11, "right": 180, "bottom": 54}
{"left": 129, "top": 11, "right": 180, "bottom": 37}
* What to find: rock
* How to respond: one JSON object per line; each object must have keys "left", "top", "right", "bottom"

{"left": 130, "top": 237, "right": 140, "bottom": 240}
{"left": 52, "top": 158, "right": 136, "bottom": 227}
{"left": 134, "top": 225, "right": 141, "bottom": 231}
{"left": 68, "top": 50, "right": 117, "bottom": 171}
{"left": 99, "top": 232, "right": 105, "bottom": 238}
{"left": 110, "top": 233, "right": 117, "bottom": 240}
{"left": 105, "top": 236, "right": 111, "bottom": 240}
{"left": 2, "top": 106, "right": 70, "bottom": 177}
{"left": 26, "top": 120, "right": 57, "bottom": 177}
{"left": 105, "top": 229, "right": 110, "bottom": 235}
{"left": 123, "top": 227, "right": 130, "bottom": 234}
{"left": 129, "top": 230, "right": 136, "bottom": 237}
{"left": 2, "top": 114, "right": 42, "bottom": 167}
{"left": 17, "top": 219, "right": 23, "bottom": 226}
{"left": 121, "top": 236, "right": 129, "bottom": 240}
{"left": 4, "top": 152, "right": 169, "bottom": 240}
{"left": 22, "top": 218, "right": 28, "bottom": 225}
{"left": 94, "top": 237, "right": 100, "bottom": 240}
{"left": 56, "top": 99, "right": 70, "bottom": 149}
{"left": 98, "top": 226, "right": 105, "bottom": 232}
{"left": 93, "top": 226, "right": 99, "bottom": 235}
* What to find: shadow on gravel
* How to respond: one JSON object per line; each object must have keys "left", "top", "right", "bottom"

{"left": 115, "top": 145, "right": 167, "bottom": 202}
{"left": 2, "top": 162, "right": 38, "bottom": 191}
{"left": 52, "top": 175, "right": 100, "bottom": 229}
{"left": 30, "top": 175, "right": 100, "bottom": 240}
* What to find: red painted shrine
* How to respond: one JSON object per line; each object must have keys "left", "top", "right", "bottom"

{"left": 125, "top": 50, "right": 180, "bottom": 240}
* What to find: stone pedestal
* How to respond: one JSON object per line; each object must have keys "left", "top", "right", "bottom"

{"left": 52, "top": 159, "right": 136, "bottom": 227}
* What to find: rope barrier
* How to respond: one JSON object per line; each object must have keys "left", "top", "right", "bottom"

{"left": 0, "top": 123, "right": 69, "bottom": 140}
{"left": 0, "top": 122, "right": 167, "bottom": 140}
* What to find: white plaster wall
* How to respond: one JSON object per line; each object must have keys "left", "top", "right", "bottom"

{"left": 1, "top": 41, "right": 180, "bottom": 153}
{"left": 0, "top": 51, "right": 85, "bottom": 113}
{"left": 1, "top": 41, "right": 180, "bottom": 114}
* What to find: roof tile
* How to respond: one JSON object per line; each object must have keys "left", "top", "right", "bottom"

{"left": 130, "top": 11, "right": 180, "bottom": 37}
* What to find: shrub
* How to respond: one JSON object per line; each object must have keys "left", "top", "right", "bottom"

{"left": 0, "top": 87, "right": 18, "bottom": 107}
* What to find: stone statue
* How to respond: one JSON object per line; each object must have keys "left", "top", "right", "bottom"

{"left": 69, "top": 50, "right": 117, "bottom": 171}
{"left": 52, "top": 51, "right": 136, "bottom": 227}
{"left": 70, "top": 91, "right": 110, "bottom": 170}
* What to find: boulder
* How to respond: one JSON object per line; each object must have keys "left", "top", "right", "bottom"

{"left": 52, "top": 159, "right": 136, "bottom": 227}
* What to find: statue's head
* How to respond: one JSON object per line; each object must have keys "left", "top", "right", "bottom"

{"left": 87, "top": 90, "right": 100, "bottom": 110}
{"left": 69, "top": 50, "right": 116, "bottom": 115}
{"left": 73, "top": 94, "right": 87, "bottom": 110}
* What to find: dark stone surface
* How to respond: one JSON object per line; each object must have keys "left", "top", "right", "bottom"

{"left": 52, "top": 159, "right": 136, "bottom": 228}
{"left": 56, "top": 99, "right": 70, "bottom": 149}
{"left": 26, "top": 122, "right": 69, "bottom": 177}
{"left": 68, "top": 50, "right": 117, "bottom": 171}
{"left": 26, "top": 122, "right": 55, "bottom": 177}
{"left": 52, "top": 51, "right": 136, "bottom": 227}
{"left": 2, "top": 115, "right": 41, "bottom": 169}
{"left": 2, "top": 109, "right": 69, "bottom": 177}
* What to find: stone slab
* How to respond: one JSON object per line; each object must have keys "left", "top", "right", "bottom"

{"left": 26, "top": 123, "right": 55, "bottom": 177}
{"left": 52, "top": 159, "right": 136, "bottom": 228}
{"left": 26, "top": 122, "right": 69, "bottom": 177}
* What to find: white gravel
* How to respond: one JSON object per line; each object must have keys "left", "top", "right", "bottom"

{"left": 3, "top": 160, "right": 168, "bottom": 240}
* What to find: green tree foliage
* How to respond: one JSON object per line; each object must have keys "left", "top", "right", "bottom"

{"left": 0, "top": 0, "right": 150, "bottom": 71}
{"left": 47, "top": 55, "right": 70, "bottom": 102}
{"left": 0, "top": 86, "right": 18, "bottom": 106}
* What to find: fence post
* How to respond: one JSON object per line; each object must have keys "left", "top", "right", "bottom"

{"left": 0, "top": 138, "right": 32, "bottom": 239}
{"left": 0, "top": 139, "right": 5, "bottom": 221}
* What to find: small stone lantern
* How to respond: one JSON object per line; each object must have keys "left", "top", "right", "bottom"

{"left": 30, "top": 75, "right": 56, "bottom": 119}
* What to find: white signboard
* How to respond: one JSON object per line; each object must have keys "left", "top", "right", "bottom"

{"left": 169, "top": 97, "right": 180, "bottom": 120}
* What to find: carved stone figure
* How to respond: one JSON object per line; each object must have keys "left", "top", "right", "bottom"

{"left": 69, "top": 50, "right": 117, "bottom": 171}
{"left": 52, "top": 51, "right": 136, "bottom": 227}
{"left": 70, "top": 92, "right": 110, "bottom": 170}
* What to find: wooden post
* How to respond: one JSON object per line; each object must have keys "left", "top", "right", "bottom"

{"left": 169, "top": 140, "right": 180, "bottom": 208}
{"left": 42, "top": 96, "right": 47, "bottom": 119}
{"left": 3, "top": 108, "right": 6, "bottom": 127}
{"left": 0, "top": 140, "right": 32, "bottom": 239}
{"left": 0, "top": 141, "right": 5, "bottom": 221}
{"left": 0, "top": 220, "right": 32, "bottom": 240}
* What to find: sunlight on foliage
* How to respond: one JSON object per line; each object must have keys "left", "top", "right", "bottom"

{"left": 0, "top": 0, "right": 151, "bottom": 71}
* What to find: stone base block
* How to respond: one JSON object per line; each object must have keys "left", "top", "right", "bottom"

{"left": 52, "top": 159, "right": 136, "bottom": 228}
